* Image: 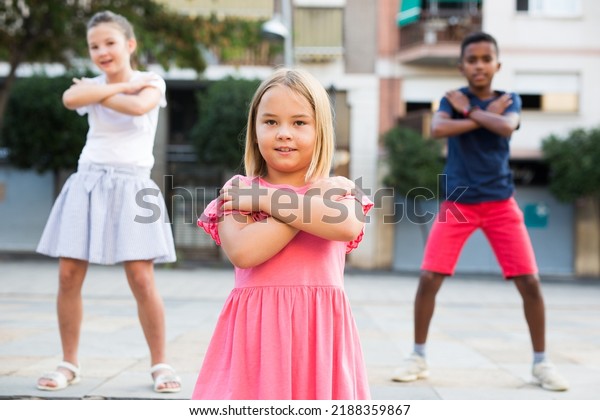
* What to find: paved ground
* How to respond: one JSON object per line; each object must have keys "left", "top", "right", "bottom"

{"left": 1, "top": 258, "right": 599, "bottom": 400}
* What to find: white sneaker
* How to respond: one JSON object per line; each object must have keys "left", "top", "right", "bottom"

{"left": 532, "top": 361, "right": 569, "bottom": 391}
{"left": 391, "top": 353, "right": 429, "bottom": 382}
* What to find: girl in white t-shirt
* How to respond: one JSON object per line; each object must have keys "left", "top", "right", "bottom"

{"left": 36, "top": 10, "right": 179, "bottom": 393}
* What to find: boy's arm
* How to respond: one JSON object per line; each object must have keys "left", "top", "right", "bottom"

{"left": 434, "top": 90, "right": 519, "bottom": 138}
{"left": 431, "top": 111, "right": 480, "bottom": 138}
{"left": 218, "top": 214, "right": 299, "bottom": 269}
{"left": 468, "top": 93, "right": 520, "bottom": 137}
{"left": 431, "top": 90, "right": 479, "bottom": 138}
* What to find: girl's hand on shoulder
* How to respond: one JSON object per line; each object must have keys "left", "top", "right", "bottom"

{"left": 124, "top": 74, "right": 159, "bottom": 95}
{"left": 310, "top": 176, "right": 356, "bottom": 200}
{"left": 71, "top": 77, "right": 93, "bottom": 86}
{"left": 219, "top": 178, "right": 265, "bottom": 213}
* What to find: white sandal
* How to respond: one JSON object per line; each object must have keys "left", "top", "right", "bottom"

{"left": 37, "top": 361, "right": 81, "bottom": 391}
{"left": 150, "top": 363, "right": 181, "bottom": 393}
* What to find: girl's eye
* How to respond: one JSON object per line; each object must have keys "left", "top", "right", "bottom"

{"left": 266, "top": 120, "right": 277, "bottom": 125}
{"left": 295, "top": 121, "right": 306, "bottom": 126}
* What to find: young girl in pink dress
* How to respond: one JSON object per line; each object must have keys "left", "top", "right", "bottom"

{"left": 193, "top": 68, "right": 372, "bottom": 400}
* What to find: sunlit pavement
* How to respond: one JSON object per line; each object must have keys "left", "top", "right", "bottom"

{"left": 1, "top": 258, "right": 598, "bottom": 400}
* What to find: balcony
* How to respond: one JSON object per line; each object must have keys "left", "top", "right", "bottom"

{"left": 398, "top": 11, "right": 482, "bottom": 66}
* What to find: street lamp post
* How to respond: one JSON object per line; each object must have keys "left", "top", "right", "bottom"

{"left": 261, "top": 0, "right": 293, "bottom": 67}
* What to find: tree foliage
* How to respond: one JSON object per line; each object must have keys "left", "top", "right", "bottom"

{"left": 1, "top": 75, "right": 88, "bottom": 173}
{"left": 190, "top": 77, "right": 260, "bottom": 171}
{"left": 542, "top": 126, "right": 600, "bottom": 202}
{"left": 0, "top": 0, "right": 206, "bottom": 131}
{"left": 194, "top": 14, "right": 281, "bottom": 65}
{"left": 382, "top": 127, "right": 444, "bottom": 198}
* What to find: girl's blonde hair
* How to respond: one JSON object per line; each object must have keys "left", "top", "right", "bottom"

{"left": 244, "top": 68, "right": 335, "bottom": 182}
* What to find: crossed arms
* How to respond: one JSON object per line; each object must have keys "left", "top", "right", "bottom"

{"left": 217, "top": 177, "right": 367, "bottom": 268}
{"left": 62, "top": 74, "right": 162, "bottom": 116}
{"left": 431, "top": 91, "right": 520, "bottom": 139}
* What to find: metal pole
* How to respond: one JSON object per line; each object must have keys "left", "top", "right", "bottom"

{"left": 282, "top": 0, "right": 293, "bottom": 67}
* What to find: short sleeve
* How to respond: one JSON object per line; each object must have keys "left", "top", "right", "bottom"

{"left": 506, "top": 92, "right": 521, "bottom": 114}
{"left": 197, "top": 175, "right": 269, "bottom": 245}
{"left": 146, "top": 72, "right": 167, "bottom": 108}
{"left": 75, "top": 75, "right": 104, "bottom": 116}
{"left": 437, "top": 95, "right": 453, "bottom": 115}
{"left": 197, "top": 196, "right": 223, "bottom": 245}
{"left": 340, "top": 193, "right": 374, "bottom": 254}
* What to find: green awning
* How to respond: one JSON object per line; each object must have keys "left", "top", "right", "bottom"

{"left": 397, "top": 0, "right": 422, "bottom": 27}
{"left": 397, "top": 0, "right": 482, "bottom": 27}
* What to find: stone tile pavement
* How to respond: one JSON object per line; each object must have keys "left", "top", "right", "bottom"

{"left": 1, "top": 259, "right": 599, "bottom": 401}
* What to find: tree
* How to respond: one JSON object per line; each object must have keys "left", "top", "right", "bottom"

{"left": 190, "top": 77, "right": 261, "bottom": 172}
{"left": 383, "top": 127, "right": 444, "bottom": 198}
{"left": 1, "top": 74, "right": 88, "bottom": 194}
{"left": 542, "top": 126, "right": 600, "bottom": 202}
{"left": 382, "top": 126, "right": 444, "bottom": 242}
{"left": 0, "top": 0, "right": 206, "bottom": 131}
{"left": 542, "top": 126, "right": 600, "bottom": 276}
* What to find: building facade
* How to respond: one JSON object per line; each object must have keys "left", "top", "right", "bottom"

{"left": 2, "top": 0, "right": 599, "bottom": 276}
{"left": 383, "top": 0, "right": 599, "bottom": 276}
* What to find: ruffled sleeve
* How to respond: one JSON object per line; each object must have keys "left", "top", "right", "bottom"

{"left": 341, "top": 192, "right": 374, "bottom": 254}
{"left": 197, "top": 175, "right": 269, "bottom": 245}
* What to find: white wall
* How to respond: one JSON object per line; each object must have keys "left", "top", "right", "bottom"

{"left": 484, "top": 0, "right": 600, "bottom": 151}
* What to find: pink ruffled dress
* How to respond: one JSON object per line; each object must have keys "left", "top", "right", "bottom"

{"left": 192, "top": 176, "right": 373, "bottom": 400}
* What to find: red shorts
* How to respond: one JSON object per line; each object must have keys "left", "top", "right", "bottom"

{"left": 421, "top": 197, "right": 538, "bottom": 278}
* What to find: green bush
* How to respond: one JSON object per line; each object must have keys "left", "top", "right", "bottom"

{"left": 542, "top": 126, "right": 600, "bottom": 202}
{"left": 1, "top": 75, "right": 88, "bottom": 173}
{"left": 190, "top": 77, "right": 260, "bottom": 171}
{"left": 382, "top": 127, "right": 444, "bottom": 198}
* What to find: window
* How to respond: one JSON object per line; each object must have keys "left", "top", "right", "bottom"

{"left": 516, "top": 0, "right": 582, "bottom": 17}
{"left": 293, "top": 7, "right": 343, "bottom": 61}
{"left": 516, "top": 73, "right": 579, "bottom": 113}
{"left": 406, "top": 102, "right": 434, "bottom": 113}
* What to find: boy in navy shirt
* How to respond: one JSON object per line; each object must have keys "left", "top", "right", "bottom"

{"left": 392, "top": 32, "right": 568, "bottom": 391}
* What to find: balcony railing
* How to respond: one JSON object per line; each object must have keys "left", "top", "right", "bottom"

{"left": 399, "top": 11, "right": 482, "bottom": 50}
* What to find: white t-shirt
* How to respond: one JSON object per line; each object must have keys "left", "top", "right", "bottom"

{"left": 77, "top": 71, "right": 167, "bottom": 169}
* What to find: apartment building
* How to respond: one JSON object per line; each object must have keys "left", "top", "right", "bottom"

{"left": 3, "top": 1, "right": 597, "bottom": 276}
{"left": 153, "top": 0, "right": 382, "bottom": 267}
{"left": 378, "top": 0, "right": 600, "bottom": 276}
{"left": 140, "top": 0, "right": 600, "bottom": 275}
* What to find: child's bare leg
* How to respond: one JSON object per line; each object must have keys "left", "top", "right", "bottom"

{"left": 124, "top": 260, "right": 179, "bottom": 391}
{"left": 414, "top": 271, "right": 446, "bottom": 344}
{"left": 38, "top": 258, "right": 88, "bottom": 388}
{"left": 513, "top": 274, "right": 545, "bottom": 352}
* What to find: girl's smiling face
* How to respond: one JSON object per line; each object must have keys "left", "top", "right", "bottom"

{"left": 87, "top": 22, "right": 135, "bottom": 79}
{"left": 255, "top": 85, "right": 317, "bottom": 186}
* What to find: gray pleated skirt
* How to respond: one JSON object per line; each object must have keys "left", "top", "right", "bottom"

{"left": 37, "top": 163, "right": 176, "bottom": 265}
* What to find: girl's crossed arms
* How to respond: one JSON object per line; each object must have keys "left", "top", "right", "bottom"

{"left": 218, "top": 176, "right": 366, "bottom": 268}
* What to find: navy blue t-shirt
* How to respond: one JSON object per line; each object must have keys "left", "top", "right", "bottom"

{"left": 438, "top": 87, "right": 521, "bottom": 203}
